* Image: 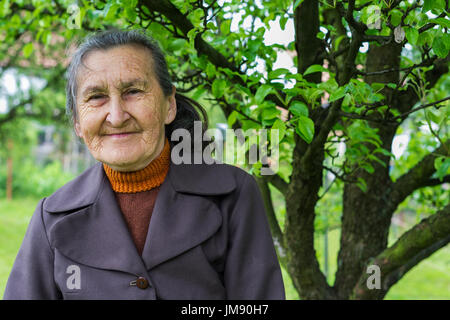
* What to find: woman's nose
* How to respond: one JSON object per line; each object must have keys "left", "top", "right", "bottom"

{"left": 106, "top": 95, "right": 131, "bottom": 126}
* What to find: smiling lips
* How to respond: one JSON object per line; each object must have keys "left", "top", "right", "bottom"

{"left": 104, "top": 132, "right": 139, "bottom": 138}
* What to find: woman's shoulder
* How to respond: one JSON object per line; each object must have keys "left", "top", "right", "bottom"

{"left": 167, "top": 161, "right": 251, "bottom": 196}
{"left": 42, "top": 162, "right": 105, "bottom": 213}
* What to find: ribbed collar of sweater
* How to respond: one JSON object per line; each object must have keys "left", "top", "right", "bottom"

{"left": 103, "top": 138, "right": 170, "bottom": 193}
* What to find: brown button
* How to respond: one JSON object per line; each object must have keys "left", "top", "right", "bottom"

{"left": 136, "top": 277, "right": 149, "bottom": 289}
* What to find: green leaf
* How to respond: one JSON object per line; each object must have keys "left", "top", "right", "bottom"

{"left": 423, "top": 0, "right": 445, "bottom": 12}
{"left": 432, "top": 36, "right": 448, "bottom": 58}
{"left": 191, "top": 84, "right": 206, "bottom": 101}
{"left": 374, "top": 147, "right": 395, "bottom": 159}
{"left": 417, "top": 31, "right": 433, "bottom": 46}
{"left": 220, "top": 19, "right": 231, "bottom": 35}
{"left": 0, "top": 0, "right": 10, "bottom": 17}
{"left": 268, "top": 68, "right": 289, "bottom": 80}
{"left": 255, "top": 84, "right": 274, "bottom": 104}
{"left": 434, "top": 157, "right": 450, "bottom": 181}
{"left": 293, "top": 0, "right": 305, "bottom": 10}
{"left": 289, "top": 101, "right": 308, "bottom": 117}
{"left": 334, "top": 34, "right": 346, "bottom": 50}
{"left": 361, "top": 162, "right": 374, "bottom": 174}
{"left": 247, "top": 39, "right": 262, "bottom": 54}
{"left": 371, "top": 82, "right": 385, "bottom": 92}
{"left": 187, "top": 28, "right": 199, "bottom": 44}
{"left": 429, "top": 18, "right": 450, "bottom": 29}
{"left": 104, "top": 3, "right": 119, "bottom": 20}
{"left": 357, "top": 177, "right": 367, "bottom": 193}
{"left": 316, "top": 31, "right": 325, "bottom": 40}
{"left": 389, "top": 9, "right": 403, "bottom": 27}
{"left": 296, "top": 115, "right": 315, "bottom": 144}
{"left": 205, "top": 63, "right": 216, "bottom": 78}
{"left": 167, "top": 38, "right": 186, "bottom": 52}
{"left": 227, "top": 111, "right": 238, "bottom": 128}
{"left": 404, "top": 27, "right": 419, "bottom": 45}
{"left": 426, "top": 110, "right": 441, "bottom": 124}
{"left": 386, "top": 83, "right": 397, "bottom": 89}
{"left": 342, "top": 93, "right": 353, "bottom": 107}
{"left": 212, "top": 78, "right": 226, "bottom": 99}
{"left": 368, "top": 154, "right": 386, "bottom": 167}
{"left": 303, "top": 64, "right": 327, "bottom": 76}
{"left": 272, "top": 119, "right": 286, "bottom": 142}
{"left": 422, "top": 0, "right": 433, "bottom": 12}
{"left": 280, "top": 15, "right": 288, "bottom": 30}
{"left": 262, "top": 107, "right": 281, "bottom": 120}
{"left": 329, "top": 87, "right": 346, "bottom": 102}
{"left": 318, "top": 77, "right": 338, "bottom": 92}
{"left": 22, "top": 42, "right": 33, "bottom": 58}
{"left": 188, "top": 8, "right": 204, "bottom": 27}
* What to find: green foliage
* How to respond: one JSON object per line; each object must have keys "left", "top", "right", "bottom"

{"left": 0, "top": 197, "right": 41, "bottom": 297}
{"left": 0, "top": 160, "right": 75, "bottom": 199}
{"left": 295, "top": 115, "right": 314, "bottom": 144}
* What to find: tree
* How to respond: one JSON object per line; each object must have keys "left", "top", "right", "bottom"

{"left": 0, "top": 0, "right": 448, "bottom": 299}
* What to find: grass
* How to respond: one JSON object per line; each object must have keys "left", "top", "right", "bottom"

{"left": 1, "top": 197, "right": 449, "bottom": 299}
{"left": 0, "top": 197, "right": 38, "bottom": 297}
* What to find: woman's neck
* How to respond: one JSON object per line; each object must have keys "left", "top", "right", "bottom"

{"left": 103, "top": 138, "right": 170, "bottom": 193}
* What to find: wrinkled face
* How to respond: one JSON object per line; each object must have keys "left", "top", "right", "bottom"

{"left": 74, "top": 45, "right": 176, "bottom": 172}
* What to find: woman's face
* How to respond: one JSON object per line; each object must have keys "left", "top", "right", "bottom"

{"left": 74, "top": 45, "right": 176, "bottom": 172}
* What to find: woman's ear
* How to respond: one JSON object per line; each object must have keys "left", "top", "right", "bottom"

{"left": 74, "top": 122, "right": 83, "bottom": 139}
{"left": 165, "top": 86, "right": 177, "bottom": 125}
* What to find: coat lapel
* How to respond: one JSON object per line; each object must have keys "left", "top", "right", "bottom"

{"left": 46, "top": 160, "right": 237, "bottom": 275}
{"left": 142, "top": 161, "right": 238, "bottom": 270}
{"left": 141, "top": 173, "right": 222, "bottom": 270}
{"left": 47, "top": 164, "right": 147, "bottom": 275}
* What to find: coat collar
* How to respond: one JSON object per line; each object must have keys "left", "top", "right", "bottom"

{"left": 45, "top": 160, "right": 236, "bottom": 275}
{"left": 44, "top": 160, "right": 236, "bottom": 213}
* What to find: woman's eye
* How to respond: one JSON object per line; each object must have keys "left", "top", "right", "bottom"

{"left": 126, "top": 89, "right": 142, "bottom": 95}
{"left": 89, "top": 94, "right": 106, "bottom": 101}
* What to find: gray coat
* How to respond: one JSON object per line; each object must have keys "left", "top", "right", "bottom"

{"left": 3, "top": 160, "right": 285, "bottom": 300}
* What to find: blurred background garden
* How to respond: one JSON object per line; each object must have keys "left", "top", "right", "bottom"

{"left": 0, "top": 0, "right": 449, "bottom": 299}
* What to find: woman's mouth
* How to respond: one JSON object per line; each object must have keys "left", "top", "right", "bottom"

{"left": 105, "top": 132, "right": 138, "bottom": 138}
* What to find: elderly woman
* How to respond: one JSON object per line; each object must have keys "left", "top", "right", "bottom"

{"left": 3, "top": 30, "right": 285, "bottom": 300}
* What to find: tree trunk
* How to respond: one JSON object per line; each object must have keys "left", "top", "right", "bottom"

{"left": 284, "top": 0, "right": 337, "bottom": 300}
{"left": 334, "top": 42, "right": 403, "bottom": 299}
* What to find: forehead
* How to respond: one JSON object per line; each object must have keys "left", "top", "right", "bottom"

{"left": 76, "top": 45, "right": 155, "bottom": 91}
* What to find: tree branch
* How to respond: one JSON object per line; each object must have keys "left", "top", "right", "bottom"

{"left": 0, "top": 70, "right": 66, "bottom": 127}
{"left": 389, "top": 140, "right": 450, "bottom": 210}
{"left": 264, "top": 173, "right": 289, "bottom": 196}
{"left": 139, "top": 0, "right": 286, "bottom": 110}
{"left": 421, "top": 175, "right": 450, "bottom": 187}
{"left": 284, "top": 0, "right": 336, "bottom": 300}
{"left": 352, "top": 203, "right": 450, "bottom": 299}
{"left": 338, "top": 96, "right": 450, "bottom": 124}
{"left": 391, "top": 96, "right": 450, "bottom": 121}
{"left": 393, "top": 56, "right": 450, "bottom": 117}
{"left": 254, "top": 176, "right": 287, "bottom": 268}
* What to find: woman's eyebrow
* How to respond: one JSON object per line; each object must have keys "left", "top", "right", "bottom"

{"left": 80, "top": 79, "right": 149, "bottom": 97}
{"left": 117, "top": 79, "right": 149, "bottom": 90}
{"left": 81, "top": 85, "right": 107, "bottom": 97}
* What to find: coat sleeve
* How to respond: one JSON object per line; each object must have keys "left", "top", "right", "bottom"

{"left": 3, "top": 198, "right": 61, "bottom": 300}
{"left": 223, "top": 173, "right": 285, "bottom": 300}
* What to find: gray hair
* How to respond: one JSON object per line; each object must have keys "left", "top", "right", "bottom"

{"left": 65, "top": 29, "right": 208, "bottom": 144}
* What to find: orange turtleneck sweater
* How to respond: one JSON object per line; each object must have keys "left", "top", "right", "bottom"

{"left": 103, "top": 138, "right": 170, "bottom": 256}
